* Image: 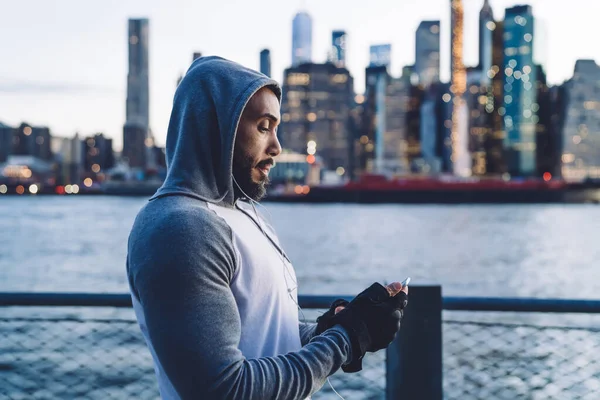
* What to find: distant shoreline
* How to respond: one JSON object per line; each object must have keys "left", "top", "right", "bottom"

{"left": 3, "top": 186, "right": 600, "bottom": 204}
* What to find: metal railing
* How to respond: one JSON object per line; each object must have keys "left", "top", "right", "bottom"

{"left": 2, "top": 288, "right": 600, "bottom": 400}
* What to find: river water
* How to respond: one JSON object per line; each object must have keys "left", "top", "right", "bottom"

{"left": 2, "top": 196, "right": 600, "bottom": 298}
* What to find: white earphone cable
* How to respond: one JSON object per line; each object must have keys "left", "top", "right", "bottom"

{"left": 232, "top": 177, "right": 345, "bottom": 399}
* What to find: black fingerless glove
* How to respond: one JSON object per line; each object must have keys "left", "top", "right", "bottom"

{"left": 326, "top": 283, "right": 408, "bottom": 373}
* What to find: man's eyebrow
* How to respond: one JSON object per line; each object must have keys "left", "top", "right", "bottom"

{"left": 259, "top": 113, "right": 279, "bottom": 123}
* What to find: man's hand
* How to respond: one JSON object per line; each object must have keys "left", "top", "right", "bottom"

{"left": 315, "top": 281, "right": 409, "bottom": 373}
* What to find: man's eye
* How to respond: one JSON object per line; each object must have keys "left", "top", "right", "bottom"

{"left": 259, "top": 126, "right": 269, "bottom": 133}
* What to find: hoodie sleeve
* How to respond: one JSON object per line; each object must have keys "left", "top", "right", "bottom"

{"left": 127, "top": 206, "right": 352, "bottom": 400}
{"left": 299, "top": 322, "right": 318, "bottom": 346}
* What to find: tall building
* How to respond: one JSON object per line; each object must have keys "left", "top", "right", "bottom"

{"left": 436, "top": 83, "right": 455, "bottom": 172}
{"left": 561, "top": 60, "right": 600, "bottom": 182}
{"left": 503, "top": 5, "right": 537, "bottom": 177}
{"left": 280, "top": 63, "right": 354, "bottom": 172}
{"left": 123, "top": 125, "right": 147, "bottom": 169}
{"left": 125, "top": 19, "right": 149, "bottom": 128}
{"left": 465, "top": 68, "right": 490, "bottom": 176}
{"left": 0, "top": 122, "right": 13, "bottom": 163}
{"left": 331, "top": 30, "right": 347, "bottom": 68}
{"left": 415, "top": 21, "right": 440, "bottom": 88}
{"left": 364, "top": 66, "right": 390, "bottom": 172}
{"left": 260, "top": 49, "right": 271, "bottom": 77}
{"left": 548, "top": 84, "right": 568, "bottom": 175}
{"left": 479, "top": 0, "right": 494, "bottom": 85}
{"left": 82, "top": 133, "right": 115, "bottom": 180}
{"left": 450, "top": 0, "right": 471, "bottom": 176}
{"left": 12, "top": 123, "right": 52, "bottom": 161}
{"left": 369, "top": 44, "right": 392, "bottom": 67}
{"left": 291, "top": 11, "right": 312, "bottom": 66}
{"left": 486, "top": 19, "right": 506, "bottom": 175}
{"left": 123, "top": 18, "right": 150, "bottom": 169}
{"left": 361, "top": 65, "right": 423, "bottom": 174}
{"left": 419, "top": 84, "right": 446, "bottom": 174}
{"left": 534, "top": 65, "right": 558, "bottom": 177}
{"left": 53, "top": 134, "right": 83, "bottom": 185}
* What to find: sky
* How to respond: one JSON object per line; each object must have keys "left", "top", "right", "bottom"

{"left": 1, "top": 0, "right": 599, "bottom": 150}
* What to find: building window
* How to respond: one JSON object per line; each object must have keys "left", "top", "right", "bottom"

{"left": 331, "top": 74, "right": 348, "bottom": 84}
{"left": 519, "top": 46, "right": 531, "bottom": 55}
{"left": 287, "top": 73, "right": 310, "bottom": 86}
{"left": 514, "top": 16, "right": 527, "bottom": 26}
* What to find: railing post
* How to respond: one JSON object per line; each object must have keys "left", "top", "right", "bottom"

{"left": 386, "top": 285, "right": 443, "bottom": 400}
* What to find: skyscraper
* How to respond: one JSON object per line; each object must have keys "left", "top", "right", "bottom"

{"left": 82, "top": 133, "right": 115, "bottom": 179}
{"left": 535, "top": 65, "right": 560, "bottom": 178}
{"left": 125, "top": 19, "right": 149, "bottom": 128}
{"left": 561, "top": 60, "right": 600, "bottom": 182}
{"left": 0, "top": 122, "right": 13, "bottom": 163}
{"left": 503, "top": 5, "right": 537, "bottom": 177}
{"left": 415, "top": 21, "right": 440, "bottom": 88}
{"left": 331, "top": 30, "right": 347, "bottom": 68}
{"left": 487, "top": 19, "right": 506, "bottom": 175}
{"left": 465, "top": 67, "right": 489, "bottom": 176}
{"left": 419, "top": 86, "right": 440, "bottom": 173}
{"left": 479, "top": 0, "right": 494, "bottom": 85}
{"left": 280, "top": 63, "right": 354, "bottom": 172}
{"left": 291, "top": 11, "right": 312, "bottom": 66}
{"left": 260, "top": 49, "right": 271, "bottom": 77}
{"left": 361, "top": 66, "right": 423, "bottom": 174}
{"left": 435, "top": 84, "right": 455, "bottom": 173}
{"left": 12, "top": 123, "right": 52, "bottom": 161}
{"left": 369, "top": 44, "right": 392, "bottom": 68}
{"left": 53, "top": 134, "right": 83, "bottom": 185}
{"left": 450, "top": 0, "right": 470, "bottom": 176}
{"left": 123, "top": 18, "right": 150, "bottom": 169}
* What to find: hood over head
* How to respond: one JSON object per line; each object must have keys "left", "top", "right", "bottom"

{"left": 150, "top": 56, "right": 282, "bottom": 207}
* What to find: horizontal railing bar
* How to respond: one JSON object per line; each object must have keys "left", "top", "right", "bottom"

{"left": 1, "top": 292, "right": 600, "bottom": 313}
{"left": 443, "top": 296, "right": 600, "bottom": 313}
{"left": 0, "top": 292, "right": 134, "bottom": 307}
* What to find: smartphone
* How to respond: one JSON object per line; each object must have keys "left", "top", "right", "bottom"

{"left": 401, "top": 277, "right": 411, "bottom": 287}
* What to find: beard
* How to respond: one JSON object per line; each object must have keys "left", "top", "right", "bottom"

{"left": 232, "top": 153, "right": 270, "bottom": 202}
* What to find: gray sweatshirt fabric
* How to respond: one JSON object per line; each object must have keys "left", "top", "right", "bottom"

{"left": 126, "top": 56, "right": 352, "bottom": 400}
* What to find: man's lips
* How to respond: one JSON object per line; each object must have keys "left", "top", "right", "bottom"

{"left": 257, "top": 165, "right": 271, "bottom": 176}
{"left": 256, "top": 161, "right": 273, "bottom": 176}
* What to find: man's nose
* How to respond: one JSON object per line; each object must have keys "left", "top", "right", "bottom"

{"left": 268, "top": 132, "right": 282, "bottom": 157}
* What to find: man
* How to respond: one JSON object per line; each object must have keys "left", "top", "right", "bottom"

{"left": 127, "top": 56, "right": 408, "bottom": 399}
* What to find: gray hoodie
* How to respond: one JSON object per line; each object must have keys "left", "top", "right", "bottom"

{"left": 126, "top": 56, "right": 352, "bottom": 400}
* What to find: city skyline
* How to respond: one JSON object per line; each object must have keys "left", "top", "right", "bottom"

{"left": 1, "top": 0, "right": 598, "bottom": 150}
